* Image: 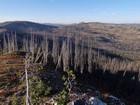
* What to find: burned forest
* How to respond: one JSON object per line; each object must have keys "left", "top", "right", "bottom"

{"left": 0, "top": 21, "right": 140, "bottom": 105}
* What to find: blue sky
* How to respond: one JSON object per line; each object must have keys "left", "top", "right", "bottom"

{"left": 0, "top": 0, "right": 140, "bottom": 24}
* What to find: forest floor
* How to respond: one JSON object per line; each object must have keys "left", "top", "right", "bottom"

{"left": 0, "top": 51, "right": 132, "bottom": 105}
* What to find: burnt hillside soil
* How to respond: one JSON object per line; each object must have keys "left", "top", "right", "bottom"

{"left": 0, "top": 51, "right": 140, "bottom": 105}
{"left": 75, "top": 69, "right": 140, "bottom": 105}
{"left": 0, "top": 51, "right": 26, "bottom": 104}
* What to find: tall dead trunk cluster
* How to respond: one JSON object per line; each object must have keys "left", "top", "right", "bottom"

{"left": 0, "top": 32, "right": 96, "bottom": 72}
{"left": 2, "top": 32, "right": 18, "bottom": 53}
{"left": 74, "top": 35, "right": 81, "bottom": 70}
{"left": 52, "top": 35, "right": 59, "bottom": 65}
{"left": 41, "top": 33, "right": 49, "bottom": 65}
{"left": 1, "top": 32, "right": 140, "bottom": 75}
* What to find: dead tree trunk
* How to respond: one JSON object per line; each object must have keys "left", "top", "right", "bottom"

{"left": 25, "top": 53, "right": 32, "bottom": 105}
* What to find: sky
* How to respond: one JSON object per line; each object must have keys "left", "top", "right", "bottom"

{"left": 0, "top": 0, "right": 140, "bottom": 24}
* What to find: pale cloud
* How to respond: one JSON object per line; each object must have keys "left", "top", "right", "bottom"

{"left": 103, "top": 10, "right": 117, "bottom": 16}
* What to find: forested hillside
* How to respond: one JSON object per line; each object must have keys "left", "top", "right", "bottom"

{"left": 0, "top": 21, "right": 140, "bottom": 104}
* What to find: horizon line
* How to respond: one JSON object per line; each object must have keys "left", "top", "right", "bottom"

{"left": 1, "top": 20, "right": 140, "bottom": 25}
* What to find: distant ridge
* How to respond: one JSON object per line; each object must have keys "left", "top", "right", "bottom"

{"left": 0, "top": 21, "right": 58, "bottom": 33}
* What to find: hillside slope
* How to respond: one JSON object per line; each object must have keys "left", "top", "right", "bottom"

{"left": 54, "top": 22, "right": 140, "bottom": 60}
{"left": 0, "top": 51, "right": 62, "bottom": 105}
{"left": 0, "top": 51, "right": 128, "bottom": 105}
{"left": 0, "top": 51, "right": 26, "bottom": 104}
{"left": 0, "top": 21, "right": 58, "bottom": 34}
{"left": 0, "top": 21, "right": 140, "bottom": 104}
